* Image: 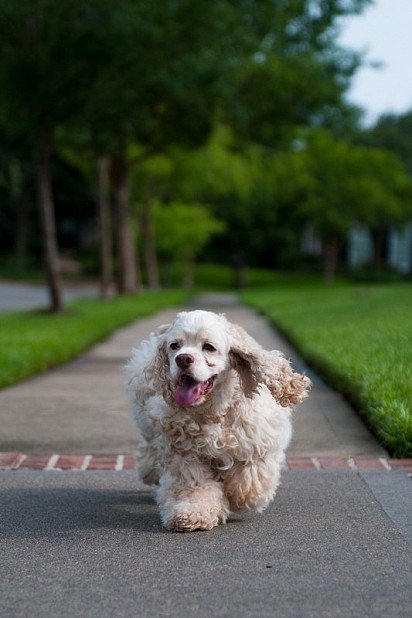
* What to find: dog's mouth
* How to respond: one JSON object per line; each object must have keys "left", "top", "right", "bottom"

{"left": 173, "top": 374, "right": 217, "bottom": 407}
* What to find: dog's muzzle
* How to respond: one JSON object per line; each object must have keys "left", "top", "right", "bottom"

{"left": 173, "top": 374, "right": 216, "bottom": 406}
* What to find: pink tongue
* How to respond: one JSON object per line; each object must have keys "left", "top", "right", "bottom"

{"left": 174, "top": 381, "right": 203, "bottom": 406}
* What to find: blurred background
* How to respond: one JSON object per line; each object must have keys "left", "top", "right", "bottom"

{"left": 0, "top": 0, "right": 411, "bottom": 310}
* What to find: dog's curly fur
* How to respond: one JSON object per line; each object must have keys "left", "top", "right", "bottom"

{"left": 126, "top": 310, "right": 310, "bottom": 532}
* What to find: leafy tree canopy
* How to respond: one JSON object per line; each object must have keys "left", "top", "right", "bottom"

{"left": 153, "top": 201, "right": 225, "bottom": 262}
{"left": 225, "top": 0, "right": 372, "bottom": 146}
{"left": 357, "top": 110, "right": 412, "bottom": 176}
{"left": 298, "top": 129, "right": 412, "bottom": 240}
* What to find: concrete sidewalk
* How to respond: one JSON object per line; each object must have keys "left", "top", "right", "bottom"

{"left": 1, "top": 470, "right": 411, "bottom": 617}
{"left": 0, "top": 293, "right": 411, "bottom": 617}
{"left": 0, "top": 294, "right": 386, "bottom": 457}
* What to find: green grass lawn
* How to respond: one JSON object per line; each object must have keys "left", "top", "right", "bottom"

{"left": 0, "top": 290, "right": 187, "bottom": 389}
{"left": 243, "top": 282, "right": 412, "bottom": 457}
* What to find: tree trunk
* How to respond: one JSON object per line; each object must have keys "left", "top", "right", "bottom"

{"left": 9, "top": 160, "right": 29, "bottom": 270}
{"left": 112, "top": 149, "right": 141, "bottom": 294}
{"left": 183, "top": 254, "right": 195, "bottom": 289}
{"left": 233, "top": 250, "right": 247, "bottom": 289}
{"left": 35, "top": 134, "right": 64, "bottom": 312}
{"left": 96, "top": 155, "right": 113, "bottom": 299}
{"left": 323, "top": 239, "right": 339, "bottom": 284}
{"left": 371, "top": 226, "right": 387, "bottom": 270}
{"left": 140, "top": 199, "right": 160, "bottom": 290}
{"left": 14, "top": 184, "right": 31, "bottom": 271}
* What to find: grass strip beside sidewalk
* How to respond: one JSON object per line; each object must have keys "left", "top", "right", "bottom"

{"left": 0, "top": 290, "right": 187, "bottom": 389}
{"left": 243, "top": 282, "right": 412, "bottom": 457}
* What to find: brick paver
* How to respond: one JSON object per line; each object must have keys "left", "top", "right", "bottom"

{"left": 87, "top": 455, "right": 119, "bottom": 470}
{"left": 55, "top": 455, "right": 87, "bottom": 470}
{"left": 19, "top": 454, "right": 53, "bottom": 469}
{"left": 389, "top": 459, "right": 412, "bottom": 473}
{"left": 1, "top": 452, "right": 410, "bottom": 473}
{"left": 318, "top": 457, "right": 350, "bottom": 469}
{"left": 354, "top": 457, "right": 389, "bottom": 470}
{"left": 0, "top": 452, "right": 22, "bottom": 467}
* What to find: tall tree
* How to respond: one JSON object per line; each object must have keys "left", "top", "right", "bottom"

{"left": 153, "top": 201, "right": 224, "bottom": 288}
{"left": 56, "top": 130, "right": 116, "bottom": 299}
{"left": 130, "top": 153, "right": 174, "bottom": 289}
{"left": 111, "top": 143, "right": 141, "bottom": 293}
{"left": 297, "top": 130, "right": 412, "bottom": 281}
{"left": 356, "top": 109, "right": 412, "bottom": 267}
{"left": 65, "top": 0, "right": 225, "bottom": 293}
{"left": 0, "top": 0, "right": 114, "bottom": 310}
{"left": 0, "top": 0, "right": 375, "bottom": 293}
{"left": 95, "top": 156, "right": 113, "bottom": 299}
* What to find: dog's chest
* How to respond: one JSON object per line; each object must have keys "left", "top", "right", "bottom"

{"left": 162, "top": 415, "right": 235, "bottom": 461}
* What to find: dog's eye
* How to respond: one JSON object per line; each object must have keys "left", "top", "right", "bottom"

{"left": 170, "top": 342, "right": 180, "bottom": 351}
{"left": 203, "top": 343, "right": 216, "bottom": 352}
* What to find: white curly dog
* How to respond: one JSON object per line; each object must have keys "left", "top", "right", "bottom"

{"left": 126, "top": 310, "right": 310, "bottom": 532}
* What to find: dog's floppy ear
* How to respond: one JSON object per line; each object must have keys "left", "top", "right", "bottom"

{"left": 228, "top": 322, "right": 311, "bottom": 406}
{"left": 126, "top": 331, "right": 171, "bottom": 403}
{"left": 143, "top": 335, "right": 170, "bottom": 395}
{"left": 143, "top": 322, "right": 172, "bottom": 390}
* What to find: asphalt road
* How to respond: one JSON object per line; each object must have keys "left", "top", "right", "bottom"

{"left": 1, "top": 470, "right": 411, "bottom": 617}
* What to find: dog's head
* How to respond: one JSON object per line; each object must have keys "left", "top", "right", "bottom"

{"left": 152, "top": 310, "right": 231, "bottom": 407}
{"left": 147, "top": 310, "right": 310, "bottom": 409}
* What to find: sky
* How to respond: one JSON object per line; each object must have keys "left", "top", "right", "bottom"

{"left": 339, "top": 0, "right": 412, "bottom": 125}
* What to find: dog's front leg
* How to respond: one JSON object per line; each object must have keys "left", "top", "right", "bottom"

{"left": 156, "top": 454, "right": 229, "bottom": 532}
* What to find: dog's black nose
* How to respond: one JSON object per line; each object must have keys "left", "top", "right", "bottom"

{"left": 175, "top": 354, "right": 195, "bottom": 368}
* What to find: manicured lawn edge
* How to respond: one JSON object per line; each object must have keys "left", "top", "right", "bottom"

{"left": 257, "top": 315, "right": 385, "bottom": 439}
{"left": 243, "top": 285, "right": 412, "bottom": 458}
{"left": 0, "top": 290, "right": 188, "bottom": 389}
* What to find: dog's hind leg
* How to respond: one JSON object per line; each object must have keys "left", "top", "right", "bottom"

{"left": 156, "top": 455, "right": 229, "bottom": 532}
{"left": 135, "top": 435, "right": 162, "bottom": 486}
{"left": 222, "top": 453, "right": 283, "bottom": 513}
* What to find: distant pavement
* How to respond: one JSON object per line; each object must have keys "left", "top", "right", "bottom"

{"left": 0, "top": 280, "right": 97, "bottom": 312}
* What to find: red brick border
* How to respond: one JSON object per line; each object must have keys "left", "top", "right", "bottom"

{"left": 0, "top": 453, "right": 411, "bottom": 474}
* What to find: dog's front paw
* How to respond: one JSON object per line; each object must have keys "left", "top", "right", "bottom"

{"left": 166, "top": 510, "right": 221, "bottom": 532}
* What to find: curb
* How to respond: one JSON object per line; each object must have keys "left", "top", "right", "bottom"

{"left": 0, "top": 453, "right": 411, "bottom": 474}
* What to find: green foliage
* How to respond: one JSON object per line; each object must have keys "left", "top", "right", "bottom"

{"left": 0, "top": 0, "right": 373, "bottom": 151}
{"left": 0, "top": 290, "right": 187, "bottom": 389}
{"left": 357, "top": 109, "right": 412, "bottom": 176}
{"left": 244, "top": 282, "right": 412, "bottom": 457}
{"left": 226, "top": 0, "right": 372, "bottom": 146}
{"left": 0, "top": 0, "right": 114, "bottom": 134}
{"left": 162, "top": 125, "right": 412, "bottom": 270}
{"left": 159, "top": 263, "right": 313, "bottom": 290}
{"left": 163, "top": 126, "right": 285, "bottom": 265}
{"left": 153, "top": 201, "right": 225, "bottom": 263}
{"left": 296, "top": 130, "right": 412, "bottom": 242}
{"left": 0, "top": 0, "right": 387, "bottom": 280}
{"left": 169, "top": 125, "right": 257, "bottom": 202}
